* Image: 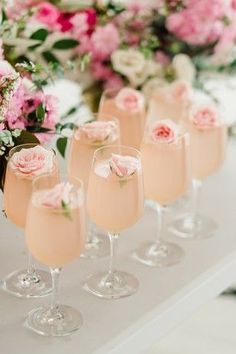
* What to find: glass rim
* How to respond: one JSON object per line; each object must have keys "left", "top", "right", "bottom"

{"left": 93, "top": 144, "right": 141, "bottom": 162}
{"left": 8, "top": 142, "right": 39, "bottom": 158}
{"left": 31, "top": 173, "right": 84, "bottom": 213}
{"left": 72, "top": 116, "right": 120, "bottom": 147}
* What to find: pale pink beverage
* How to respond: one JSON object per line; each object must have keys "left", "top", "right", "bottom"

{"left": 4, "top": 145, "right": 58, "bottom": 228}
{"left": 26, "top": 185, "right": 85, "bottom": 268}
{"left": 141, "top": 126, "right": 191, "bottom": 205}
{"left": 99, "top": 88, "right": 146, "bottom": 149}
{"left": 87, "top": 147, "right": 144, "bottom": 234}
{"left": 67, "top": 116, "right": 120, "bottom": 191}
{"left": 187, "top": 120, "right": 227, "bottom": 180}
{"left": 147, "top": 81, "right": 191, "bottom": 124}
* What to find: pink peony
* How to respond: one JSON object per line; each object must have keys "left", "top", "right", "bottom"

{"left": 40, "top": 182, "right": 74, "bottom": 209}
{"left": 9, "top": 145, "right": 54, "bottom": 176}
{"left": 166, "top": 0, "right": 226, "bottom": 45}
{"left": 115, "top": 87, "right": 145, "bottom": 113}
{"left": 151, "top": 120, "right": 179, "bottom": 144}
{"left": 36, "top": 2, "right": 60, "bottom": 30}
{"left": 90, "top": 24, "right": 120, "bottom": 60}
{"left": 109, "top": 154, "right": 140, "bottom": 177}
{"left": 76, "top": 121, "right": 117, "bottom": 142}
{"left": 5, "top": 82, "right": 26, "bottom": 130}
{"left": 191, "top": 106, "right": 220, "bottom": 130}
{"left": 0, "top": 61, "right": 16, "bottom": 78}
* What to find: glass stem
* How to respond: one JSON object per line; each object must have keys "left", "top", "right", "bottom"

{"left": 155, "top": 203, "right": 164, "bottom": 244}
{"left": 27, "top": 252, "right": 36, "bottom": 276}
{"left": 108, "top": 233, "right": 118, "bottom": 275}
{"left": 191, "top": 179, "right": 202, "bottom": 221}
{"left": 50, "top": 267, "right": 61, "bottom": 311}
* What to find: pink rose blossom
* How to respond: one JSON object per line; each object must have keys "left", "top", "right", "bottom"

{"left": 109, "top": 154, "right": 140, "bottom": 177}
{"left": 40, "top": 182, "right": 74, "bottom": 209}
{"left": 6, "top": 82, "right": 26, "bottom": 130}
{"left": 191, "top": 106, "right": 220, "bottom": 130}
{"left": 90, "top": 24, "right": 120, "bottom": 60}
{"left": 115, "top": 88, "right": 145, "bottom": 113}
{"left": 76, "top": 121, "right": 117, "bottom": 142}
{"left": 36, "top": 2, "right": 60, "bottom": 30}
{"left": 170, "top": 80, "right": 192, "bottom": 102}
{"left": 151, "top": 120, "right": 179, "bottom": 144}
{"left": 9, "top": 145, "right": 54, "bottom": 177}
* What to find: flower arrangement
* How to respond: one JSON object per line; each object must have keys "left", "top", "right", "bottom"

{"left": 0, "top": 46, "right": 61, "bottom": 188}
{"left": 2, "top": 0, "right": 236, "bottom": 102}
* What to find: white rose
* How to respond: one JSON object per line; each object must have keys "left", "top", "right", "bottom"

{"left": 111, "top": 49, "right": 145, "bottom": 81}
{"left": 172, "top": 54, "right": 196, "bottom": 83}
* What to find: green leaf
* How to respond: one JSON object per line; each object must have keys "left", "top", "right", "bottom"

{"left": 42, "top": 51, "right": 59, "bottom": 64}
{"left": 53, "top": 39, "right": 79, "bottom": 50}
{"left": 30, "top": 28, "right": 49, "bottom": 42}
{"left": 56, "top": 137, "right": 67, "bottom": 158}
{"left": 61, "top": 200, "right": 72, "bottom": 220}
{"left": 36, "top": 103, "right": 45, "bottom": 122}
{"left": 14, "top": 130, "right": 39, "bottom": 145}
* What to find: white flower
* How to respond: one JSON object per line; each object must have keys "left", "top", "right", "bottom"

{"left": 172, "top": 54, "right": 196, "bottom": 83}
{"left": 111, "top": 49, "right": 145, "bottom": 82}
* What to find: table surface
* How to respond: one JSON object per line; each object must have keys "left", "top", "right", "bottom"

{"left": 0, "top": 139, "right": 236, "bottom": 354}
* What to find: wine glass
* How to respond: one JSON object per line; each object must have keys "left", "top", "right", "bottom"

{"left": 2, "top": 143, "right": 58, "bottom": 297}
{"left": 99, "top": 87, "right": 146, "bottom": 149}
{"left": 84, "top": 145, "right": 144, "bottom": 299}
{"left": 133, "top": 120, "right": 191, "bottom": 267}
{"left": 171, "top": 105, "right": 227, "bottom": 238}
{"left": 25, "top": 174, "right": 86, "bottom": 336}
{"left": 67, "top": 114, "right": 120, "bottom": 258}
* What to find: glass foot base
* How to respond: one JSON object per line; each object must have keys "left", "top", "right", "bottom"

{"left": 133, "top": 241, "right": 184, "bottom": 267}
{"left": 25, "top": 305, "right": 83, "bottom": 336}
{"left": 80, "top": 232, "right": 109, "bottom": 259}
{"left": 170, "top": 214, "right": 218, "bottom": 239}
{"left": 84, "top": 270, "right": 139, "bottom": 299}
{"left": 1, "top": 269, "right": 52, "bottom": 298}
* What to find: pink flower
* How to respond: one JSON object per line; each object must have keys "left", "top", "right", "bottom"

{"left": 6, "top": 82, "right": 26, "bottom": 130}
{"left": 115, "top": 88, "right": 145, "bottom": 113}
{"left": 35, "top": 94, "right": 59, "bottom": 144}
{"left": 103, "top": 74, "right": 124, "bottom": 91}
{"left": 9, "top": 145, "right": 55, "bottom": 177}
{"left": 90, "top": 24, "right": 120, "bottom": 60}
{"left": 91, "top": 62, "right": 113, "bottom": 81}
{"left": 71, "top": 13, "right": 89, "bottom": 38}
{"left": 40, "top": 182, "right": 74, "bottom": 209}
{"left": 191, "top": 106, "right": 220, "bottom": 130}
{"left": 166, "top": 0, "right": 225, "bottom": 45}
{"left": 170, "top": 80, "right": 192, "bottom": 102}
{"left": 36, "top": 2, "right": 60, "bottom": 30}
{"left": 76, "top": 121, "right": 117, "bottom": 142}
{"left": 57, "top": 12, "right": 75, "bottom": 32}
{"left": 155, "top": 51, "right": 170, "bottom": 65}
{"left": 109, "top": 154, "right": 140, "bottom": 177}
{"left": 151, "top": 120, "right": 179, "bottom": 144}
